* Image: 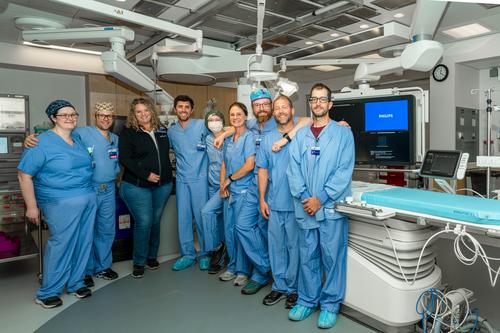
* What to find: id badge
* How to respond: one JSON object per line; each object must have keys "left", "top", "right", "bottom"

{"left": 311, "top": 146, "right": 321, "bottom": 156}
{"left": 255, "top": 137, "right": 262, "bottom": 147}
{"left": 197, "top": 143, "right": 206, "bottom": 151}
{"left": 108, "top": 148, "right": 118, "bottom": 159}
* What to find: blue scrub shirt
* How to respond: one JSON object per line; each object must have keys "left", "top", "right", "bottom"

{"left": 223, "top": 130, "right": 255, "bottom": 195}
{"left": 73, "top": 126, "right": 120, "bottom": 184}
{"left": 205, "top": 134, "right": 223, "bottom": 188}
{"left": 18, "top": 130, "right": 94, "bottom": 204}
{"left": 168, "top": 119, "right": 209, "bottom": 183}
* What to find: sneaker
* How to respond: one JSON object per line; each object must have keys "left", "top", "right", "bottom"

{"left": 285, "top": 293, "right": 298, "bottom": 309}
{"left": 241, "top": 279, "right": 265, "bottom": 294}
{"left": 198, "top": 256, "right": 210, "bottom": 271}
{"left": 132, "top": 265, "right": 145, "bottom": 278}
{"left": 35, "top": 296, "right": 63, "bottom": 309}
{"left": 84, "top": 275, "right": 95, "bottom": 288}
{"left": 208, "top": 262, "right": 224, "bottom": 274}
{"left": 317, "top": 310, "right": 338, "bottom": 329}
{"left": 96, "top": 268, "right": 118, "bottom": 280}
{"left": 71, "top": 287, "right": 92, "bottom": 299}
{"left": 209, "top": 243, "right": 226, "bottom": 267}
{"left": 263, "top": 290, "right": 286, "bottom": 306}
{"left": 233, "top": 274, "right": 249, "bottom": 287}
{"left": 288, "top": 304, "right": 316, "bottom": 321}
{"left": 219, "top": 270, "right": 236, "bottom": 281}
{"left": 172, "top": 256, "right": 195, "bottom": 271}
{"left": 146, "top": 259, "right": 160, "bottom": 270}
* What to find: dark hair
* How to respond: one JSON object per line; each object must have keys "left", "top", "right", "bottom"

{"left": 228, "top": 102, "right": 248, "bottom": 116}
{"left": 310, "top": 83, "right": 332, "bottom": 100}
{"left": 174, "top": 95, "right": 194, "bottom": 109}
{"left": 274, "top": 95, "right": 293, "bottom": 108}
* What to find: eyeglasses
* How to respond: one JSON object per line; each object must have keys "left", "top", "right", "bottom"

{"left": 55, "top": 113, "right": 79, "bottom": 119}
{"left": 96, "top": 114, "right": 114, "bottom": 120}
{"left": 309, "top": 97, "right": 330, "bottom": 104}
{"left": 253, "top": 102, "right": 272, "bottom": 110}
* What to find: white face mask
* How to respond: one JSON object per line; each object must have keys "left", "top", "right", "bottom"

{"left": 208, "top": 120, "right": 223, "bottom": 133}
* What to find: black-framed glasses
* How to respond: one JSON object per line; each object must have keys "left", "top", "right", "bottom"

{"left": 95, "top": 114, "right": 114, "bottom": 120}
{"left": 253, "top": 102, "right": 272, "bottom": 109}
{"left": 55, "top": 113, "right": 79, "bottom": 119}
{"left": 309, "top": 97, "right": 330, "bottom": 104}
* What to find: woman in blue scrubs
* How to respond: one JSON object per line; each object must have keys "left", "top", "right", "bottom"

{"left": 18, "top": 100, "right": 97, "bottom": 309}
{"left": 218, "top": 102, "right": 254, "bottom": 285}
{"left": 119, "top": 98, "right": 173, "bottom": 279}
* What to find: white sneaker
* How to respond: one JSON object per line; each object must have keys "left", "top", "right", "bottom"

{"left": 233, "top": 274, "right": 249, "bottom": 286}
{"left": 219, "top": 270, "right": 236, "bottom": 281}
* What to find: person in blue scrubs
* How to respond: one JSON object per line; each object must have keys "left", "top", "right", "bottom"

{"left": 200, "top": 110, "right": 227, "bottom": 274}
{"left": 119, "top": 98, "right": 173, "bottom": 279}
{"left": 168, "top": 95, "right": 210, "bottom": 271}
{"left": 287, "top": 83, "right": 355, "bottom": 329}
{"left": 18, "top": 100, "right": 97, "bottom": 308}
{"left": 256, "top": 95, "right": 299, "bottom": 309}
{"left": 218, "top": 102, "right": 254, "bottom": 285}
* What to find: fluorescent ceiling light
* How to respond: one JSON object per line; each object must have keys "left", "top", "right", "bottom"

{"left": 442, "top": 23, "right": 491, "bottom": 39}
{"left": 311, "top": 65, "right": 342, "bottom": 72}
{"left": 359, "top": 53, "right": 383, "bottom": 59}
{"left": 23, "top": 41, "right": 102, "bottom": 55}
{"left": 330, "top": 32, "right": 339, "bottom": 37}
{"left": 394, "top": 13, "right": 404, "bottom": 18}
{"left": 305, "top": 41, "right": 314, "bottom": 45}
{"left": 360, "top": 24, "right": 369, "bottom": 29}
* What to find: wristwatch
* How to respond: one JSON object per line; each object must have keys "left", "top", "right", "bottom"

{"left": 228, "top": 174, "right": 234, "bottom": 181}
{"left": 283, "top": 132, "right": 291, "bottom": 143}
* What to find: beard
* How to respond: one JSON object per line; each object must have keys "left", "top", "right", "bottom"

{"left": 312, "top": 107, "right": 329, "bottom": 118}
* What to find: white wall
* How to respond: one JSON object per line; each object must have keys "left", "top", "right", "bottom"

{"left": 479, "top": 69, "right": 500, "bottom": 155}
{"left": 0, "top": 67, "right": 87, "bottom": 132}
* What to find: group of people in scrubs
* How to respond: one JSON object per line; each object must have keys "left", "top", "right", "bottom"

{"left": 18, "top": 82, "right": 354, "bottom": 329}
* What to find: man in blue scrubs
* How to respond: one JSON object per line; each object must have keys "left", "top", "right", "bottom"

{"left": 287, "top": 83, "right": 355, "bottom": 329}
{"left": 168, "top": 95, "right": 210, "bottom": 271}
{"left": 256, "top": 95, "right": 299, "bottom": 309}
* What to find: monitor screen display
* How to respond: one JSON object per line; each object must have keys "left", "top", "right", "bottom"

{"left": 0, "top": 137, "right": 8, "bottom": 154}
{"left": 420, "top": 150, "right": 461, "bottom": 179}
{"left": 330, "top": 95, "right": 415, "bottom": 165}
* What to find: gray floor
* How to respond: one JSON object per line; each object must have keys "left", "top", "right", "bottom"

{"left": 35, "top": 259, "right": 375, "bottom": 333}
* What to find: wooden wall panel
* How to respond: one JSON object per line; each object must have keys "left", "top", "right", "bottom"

{"left": 207, "top": 86, "right": 237, "bottom": 123}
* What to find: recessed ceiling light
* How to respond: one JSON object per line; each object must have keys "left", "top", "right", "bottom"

{"left": 330, "top": 32, "right": 339, "bottom": 37}
{"left": 442, "top": 23, "right": 491, "bottom": 39}
{"left": 311, "top": 65, "right": 342, "bottom": 72}
{"left": 305, "top": 41, "right": 314, "bottom": 45}
{"left": 394, "top": 13, "right": 404, "bottom": 18}
{"left": 115, "top": 0, "right": 127, "bottom": 2}
{"left": 360, "top": 24, "right": 369, "bottom": 29}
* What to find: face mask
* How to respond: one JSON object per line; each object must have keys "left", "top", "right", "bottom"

{"left": 208, "top": 120, "right": 223, "bottom": 133}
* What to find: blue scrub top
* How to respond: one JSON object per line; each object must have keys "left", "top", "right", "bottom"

{"left": 223, "top": 130, "right": 255, "bottom": 195}
{"left": 205, "top": 134, "right": 223, "bottom": 188}
{"left": 17, "top": 130, "right": 94, "bottom": 204}
{"left": 73, "top": 126, "right": 120, "bottom": 185}
{"left": 256, "top": 127, "right": 294, "bottom": 212}
{"left": 168, "top": 119, "right": 209, "bottom": 183}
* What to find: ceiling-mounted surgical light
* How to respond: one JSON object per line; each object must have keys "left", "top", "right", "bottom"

{"left": 276, "top": 77, "right": 298, "bottom": 97}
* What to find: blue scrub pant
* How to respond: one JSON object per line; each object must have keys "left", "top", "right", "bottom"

{"left": 297, "top": 217, "right": 348, "bottom": 313}
{"left": 201, "top": 187, "right": 224, "bottom": 252}
{"left": 86, "top": 183, "right": 116, "bottom": 275}
{"left": 120, "top": 181, "right": 173, "bottom": 266}
{"left": 236, "top": 189, "right": 270, "bottom": 285}
{"left": 37, "top": 192, "right": 97, "bottom": 299}
{"left": 224, "top": 193, "right": 251, "bottom": 276}
{"left": 268, "top": 210, "right": 299, "bottom": 294}
{"left": 175, "top": 179, "right": 209, "bottom": 259}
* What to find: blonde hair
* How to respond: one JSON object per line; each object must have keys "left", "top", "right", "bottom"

{"left": 127, "top": 97, "right": 161, "bottom": 130}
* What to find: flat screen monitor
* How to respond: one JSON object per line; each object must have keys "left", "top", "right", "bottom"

{"left": 111, "top": 116, "right": 128, "bottom": 137}
{"left": 420, "top": 150, "right": 461, "bottom": 179}
{"left": 330, "top": 95, "right": 415, "bottom": 165}
{"left": 0, "top": 137, "right": 8, "bottom": 154}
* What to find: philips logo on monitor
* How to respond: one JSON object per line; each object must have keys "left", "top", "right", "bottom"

{"left": 365, "top": 100, "right": 409, "bottom": 132}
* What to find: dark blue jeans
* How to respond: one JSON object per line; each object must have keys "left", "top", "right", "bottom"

{"left": 120, "top": 181, "right": 173, "bottom": 266}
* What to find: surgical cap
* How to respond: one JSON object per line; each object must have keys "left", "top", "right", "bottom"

{"left": 95, "top": 101, "right": 115, "bottom": 113}
{"left": 205, "top": 109, "right": 225, "bottom": 128}
{"left": 45, "top": 100, "right": 74, "bottom": 118}
{"left": 250, "top": 88, "right": 272, "bottom": 102}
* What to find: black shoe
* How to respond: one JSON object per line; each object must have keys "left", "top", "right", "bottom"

{"left": 209, "top": 243, "right": 227, "bottom": 267}
{"left": 71, "top": 287, "right": 92, "bottom": 299}
{"left": 285, "top": 293, "right": 298, "bottom": 309}
{"left": 146, "top": 259, "right": 160, "bottom": 270}
{"left": 263, "top": 290, "right": 286, "bottom": 306}
{"left": 207, "top": 263, "right": 224, "bottom": 275}
{"left": 96, "top": 268, "right": 118, "bottom": 280}
{"left": 132, "top": 265, "right": 145, "bottom": 278}
{"left": 35, "top": 296, "right": 63, "bottom": 309}
{"left": 84, "top": 275, "right": 95, "bottom": 288}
